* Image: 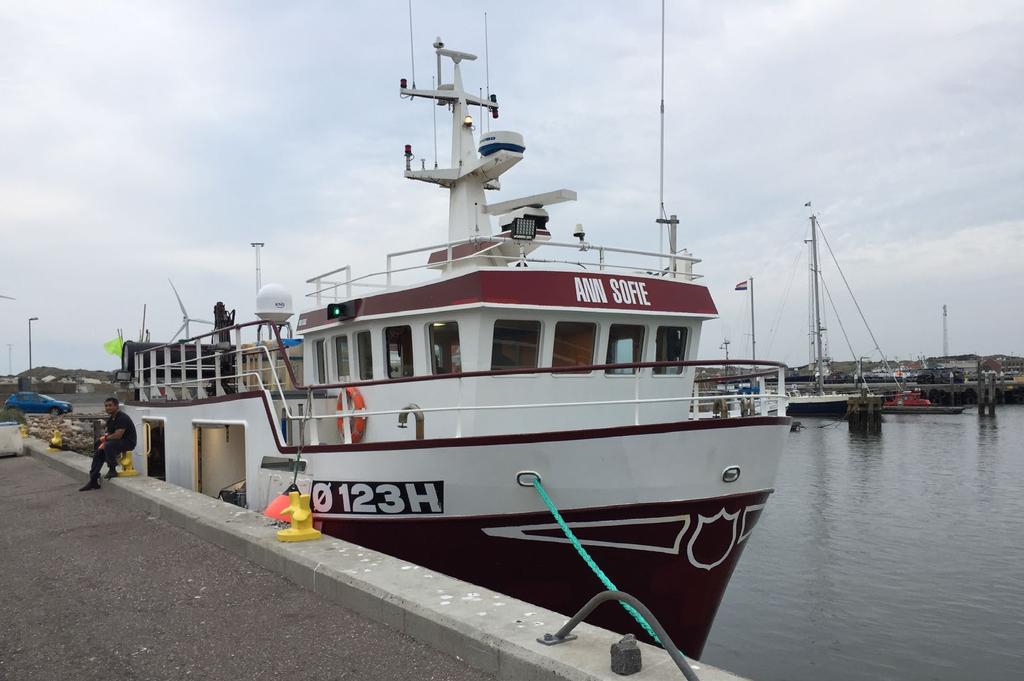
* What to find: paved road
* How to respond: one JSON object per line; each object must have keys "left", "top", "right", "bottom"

{"left": 0, "top": 455, "right": 495, "bottom": 681}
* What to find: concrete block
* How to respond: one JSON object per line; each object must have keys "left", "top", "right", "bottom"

{"left": 610, "top": 634, "right": 641, "bottom": 675}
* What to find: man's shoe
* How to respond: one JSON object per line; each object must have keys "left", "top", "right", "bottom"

{"left": 78, "top": 481, "right": 101, "bottom": 491}
{"left": 104, "top": 469, "right": 119, "bottom": 480}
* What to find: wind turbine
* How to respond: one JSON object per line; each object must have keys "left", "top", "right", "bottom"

{"left": 0, "top": 294, "right": 14, "bottom": 300}
{"left": 168, "top": 279, "right": 213, "bottom": 340}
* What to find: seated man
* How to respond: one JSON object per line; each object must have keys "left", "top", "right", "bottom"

{"left": 80, "top": 397, "right": 137, "bottom": 491}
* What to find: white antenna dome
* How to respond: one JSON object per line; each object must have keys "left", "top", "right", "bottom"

{"left": 255, "top": 283, "right": 293, "bottom": 323}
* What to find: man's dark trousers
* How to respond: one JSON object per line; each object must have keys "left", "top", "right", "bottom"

{"left": 89, "top": 440, "right": 131, "bottom": 482}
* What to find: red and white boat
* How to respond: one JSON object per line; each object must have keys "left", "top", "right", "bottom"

{"left": 120, "top": 41, "right": 791, "bottom": 657}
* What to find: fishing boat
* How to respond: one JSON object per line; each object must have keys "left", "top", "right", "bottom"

{"left": 118, "top": 39, "right": 791, "bottom": 657}
{"left": 882, "top": 390, "right": 965, "bottom": 414}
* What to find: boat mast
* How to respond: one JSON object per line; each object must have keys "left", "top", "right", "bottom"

{"left": 809, "top": 211, "right": 826, "bottom": 395}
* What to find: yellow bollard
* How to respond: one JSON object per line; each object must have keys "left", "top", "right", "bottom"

{"left": 276, "top": 491, "right": 322, "bottom": 542}
{"left": 118, "top": 451, "right": 140, "bottom": 477}
{"left": 19, "top": 424, "right": 28, "bottom": 438}
{"left": 48, "top": 430, "right": 63, "bottom": 452}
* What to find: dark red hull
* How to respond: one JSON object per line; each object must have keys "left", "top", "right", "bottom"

{"left": 318, "top": 490, "right": 770, "bottom": 658}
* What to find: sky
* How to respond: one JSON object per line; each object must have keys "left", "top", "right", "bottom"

{"left": 1, "top": 0, "right": 1022, "bottom": 373}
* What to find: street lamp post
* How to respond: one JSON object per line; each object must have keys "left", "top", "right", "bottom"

{"left": 28, "top": 317, "right": 38, "bottom": 373}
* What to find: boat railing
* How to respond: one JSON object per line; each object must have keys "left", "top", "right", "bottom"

{"left": 306, "top": 235, "right": 703, "bottom": 304}
{"left": 127, "top": 321, "right": 787, "bottom": 446}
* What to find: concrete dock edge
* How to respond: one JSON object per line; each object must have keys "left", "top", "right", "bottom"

{"left": 22, "top": 440, "right": 748, "bottom": 681}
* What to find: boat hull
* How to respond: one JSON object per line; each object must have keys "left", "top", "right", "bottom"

{"left": 881, "top": 406, "right": 966, "bottom": 414}
{"left": 319, "top": 490, "right": 770, "bottom": 658}
{"left": 786, "top": 395, "right": 849, "bottom": 416}
{"left": 125, "top": 392, "right": 789, "bottom": 658}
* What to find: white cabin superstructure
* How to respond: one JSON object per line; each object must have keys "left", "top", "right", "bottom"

{"left": 120, "top": 39, "right": 791, "bottom": 659}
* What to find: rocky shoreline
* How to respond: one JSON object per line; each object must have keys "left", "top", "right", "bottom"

{"left": 23, "top": 413, "right": 104, "bottom": 454}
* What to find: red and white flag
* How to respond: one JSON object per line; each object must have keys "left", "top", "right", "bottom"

{"left": 735, "top": 280, "right": 748, "bottom": 291}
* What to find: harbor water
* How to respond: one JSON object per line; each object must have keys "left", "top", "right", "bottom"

{"left": 704, "top": 406, "right": 1024, "bottom": 681}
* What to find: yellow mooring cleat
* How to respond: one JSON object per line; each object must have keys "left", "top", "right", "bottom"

{"left": 118, "top": 451, "right": 140, "bottom": 477}
{"left": 276, "top": 491, "right": 322, "bottom": 543}
{"left": 48, "top": 430, "right": 63, "bottom": 452}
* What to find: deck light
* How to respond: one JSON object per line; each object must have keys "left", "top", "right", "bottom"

{"left": 510, "top": 216, "right": 537, "bottom": 241}
{"left": 327, "top": 301, "right": 357, "bottom": 321}
{"left": 463, "top": 115, "right": 473, "bottom": 127}
{"left": 400, "top": 78, "right": 408, "bottom": 88}
{"left": 404, "top": 144, "right": 413, "bottom": 156}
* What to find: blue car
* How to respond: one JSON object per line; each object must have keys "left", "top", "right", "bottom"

{"left": 4, "top": 392, "right": 73, "bottom": 415}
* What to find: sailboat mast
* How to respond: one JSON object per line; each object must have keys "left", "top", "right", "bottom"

{"left": 810, "top": 213, "right": 826, "bottom": 394}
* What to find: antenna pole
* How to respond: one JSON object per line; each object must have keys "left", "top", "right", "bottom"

{"left": 942, "top": 304, "right": 949, "bottom": 356}
{"left": 140, "top": 304, "right": 146, "bottom": 343}
{"left": 484, "top": 12, "right": 490, "bottom": 132}
{"left": 432, "top": 75, "right": 438, "bottom": 167}
{"left": 407, "top": 0, "right": 416, "bottom": 87}
{"left": 809, "top": 212, "right": 825, "bottom": 395}
{"left": 251, "top": 242, "right": 265, "bottom": 294}
{"left": 749, "top": 276, "right": 756, "bottom": 363}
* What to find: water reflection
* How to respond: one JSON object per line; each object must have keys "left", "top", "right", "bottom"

{"left": 704, "top": 406, "right": 1024, "bottom": 681}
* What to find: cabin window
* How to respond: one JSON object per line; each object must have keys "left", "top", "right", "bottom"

{"left": 356, "top": 331, "right": 373, "bottom": 380}
{"left": 654, "top": 326, "right": 688, "bottom": 375}
{"left": 384, "top": 325, "right": 414, "bottom": 378}
{"left": 491, "top": 320, "right": 541, "bottom": 370}
{"left": 429, "top": 321, "right": 462, "bottom": 374}
{"left": 314, "top": 339, "right": 327, "bottom": 383}
{"left": 553, "top": 322, "right": 597, "bottom": 369}
{"left": 605, "top": 324, "right": 645, "bottom": 374}
{"left": 334, "top": 335, "right": 350, "bottom": 380}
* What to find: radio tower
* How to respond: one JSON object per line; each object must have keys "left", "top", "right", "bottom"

{"left": 942, "top": 305, "right": 949, "bottom": 357}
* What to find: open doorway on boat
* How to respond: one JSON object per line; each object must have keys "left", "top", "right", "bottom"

{"left": 191, "top": 424, "right": 246, "bottom": 504}
{"left": 142, "top": 419, "right": 166, "bottom": 480}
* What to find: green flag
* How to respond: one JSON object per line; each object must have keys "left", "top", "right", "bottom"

{"left": 104, "top": 337, "right": 123, "bottom": 357}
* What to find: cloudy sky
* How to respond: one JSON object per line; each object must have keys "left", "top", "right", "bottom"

{"left": 1, "top": 0, "right": 1021, "bottom": 373}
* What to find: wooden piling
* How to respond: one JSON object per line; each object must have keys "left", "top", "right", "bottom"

{"left": 847, "top": 389, "right": 882, "bottom": 434}
{"left": 979, "top": 369, "right": 998, "bottom": 416}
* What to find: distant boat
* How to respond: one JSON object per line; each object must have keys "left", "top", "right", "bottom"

{"left": 785, "top": 210, "right": 849, "bottom": 417}
{"left": 788, "top": 392, "right": 850, "bottom": 415}
{"left": 881, "top": 390, "right": 965, "bottom": 414}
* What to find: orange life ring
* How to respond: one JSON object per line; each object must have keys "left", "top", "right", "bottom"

{"left": 336, "top": 387, "right": 367, "bottom": 443}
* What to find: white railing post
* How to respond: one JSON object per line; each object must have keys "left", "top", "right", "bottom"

{"left": 306, "top": 390, "right": 320, "bottom": 446}
{"left": 214, "top": 350, "right": 224, "bottom": 397}
{"left": 162, "top": 347, "right": 173, "bottom": 400}
{"left": 314, "top": 277, "right": 322, "bottom": 306}
{"left": 386, "top": 255, "right": 392, "bottom": 288}
{"left": 633, "top": 370, "right": 641, "bottom": 425}
{"left": 455, "top": 376, "right": 464, "bottom": 437}
{"left": 234, "top": 327, "right": 245, "bottom": 391}
{"left": 135, "top": 351, "right": 145, "bottom": 402}
{"left": 195, "top": 337, "right": 206, "bottom": 399}
{"left": 149, "top": 349, "right": 157, "bottom": 400}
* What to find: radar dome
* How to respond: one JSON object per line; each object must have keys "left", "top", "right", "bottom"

{"left": 256, "top": 283, "right": 293, "bottom": 322}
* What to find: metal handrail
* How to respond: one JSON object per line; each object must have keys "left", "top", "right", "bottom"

{"left": 537, "top": 590, "right": 700, "bottom": 681}
{"left": 307, "top": 234, "right": 703, "bottom": 299}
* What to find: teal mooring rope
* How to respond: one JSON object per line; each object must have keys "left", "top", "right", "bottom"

{"left": 531, "top": 478, "right": 662, "bottom": 645}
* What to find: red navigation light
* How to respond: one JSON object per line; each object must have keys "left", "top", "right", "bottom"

{"left": 400, "top": 78, "right": 408, "bottom": 88}
{"left": 492, "top": 108, "right": 499, "bottom": 119}
{"left": 404, "top": 144, "right": 412, "bottom": 156}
